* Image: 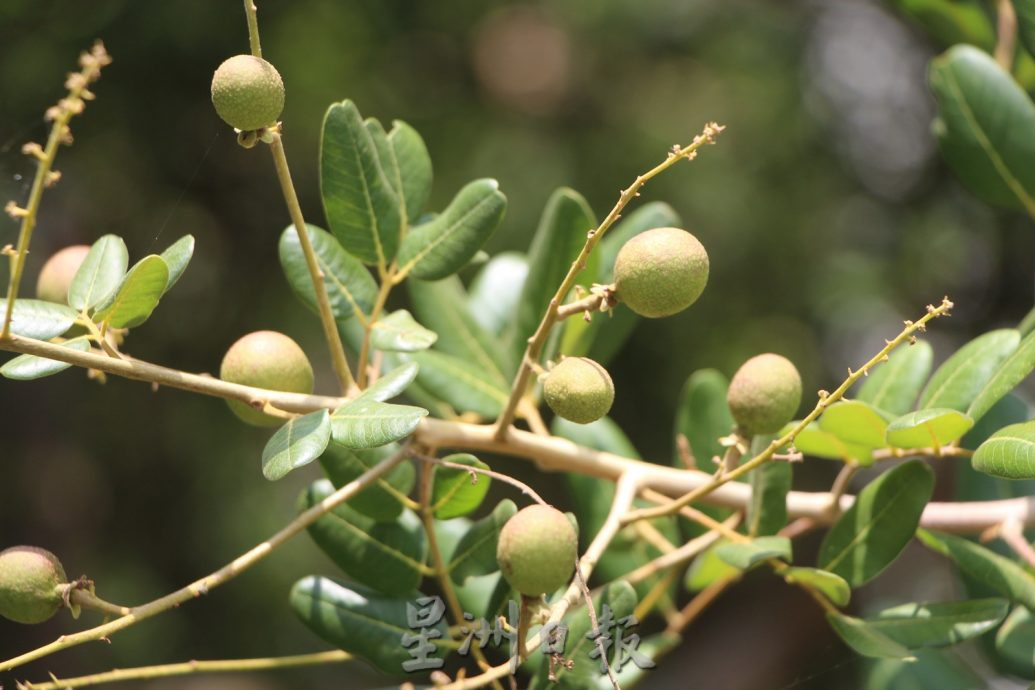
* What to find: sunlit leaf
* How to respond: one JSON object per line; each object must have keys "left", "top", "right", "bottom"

{"left": 159, "top": 234, "right": 194, "bottom": 294}
{"left": 783, "top": 567, "right": 851, "bottom": 607}
{"left": 279, "top": 224, "right": 378, "bottom": 323}
{"left": 93, "top": 255, "right": 169, "bottom": 328}
{"left": 357, "top": 362, "right": 421, "bottom": 403}
{"left": 369, "top": 310, "right": 437, "bottom": 352}
{"left": 430, "top": 453, "right": 491, "bottom": 519}
{"left": 884, "top": 408, "right": 974, "bottom": 448}
{"left": 967, "top": 330, "right": 1035, "bottom": 423}
{"left": 406, "top": 349, "right": 509, "bottom": 418}
{"left": 820, "top": 400, "right": 894, "bottom": 449}
{"left": 330, "top": 398, "right": 427, "bottom": 449}
{"left": 919, "top": 329, "right": 1019, "bottom": 412}
{"left": 466, "top": 252, "right": 529, "bottom": 337}
{"left": 0, "top": 336, "right": 90, "bottom": 380}
{"left": 447, "top": 499, "right": 517, "bottom": 583}
{"left": 715, "top": 536, "right": 791, "bottom": 570}
{"left": 68, "top": 234, "right": 128, "bottom": 310}
{"left": 262, "top": 410, "right": 331, "bottom": 481}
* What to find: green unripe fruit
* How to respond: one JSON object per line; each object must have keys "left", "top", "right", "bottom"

{"left": 210, "top": 55, "right": 285, "bottom": 131}
{"left": 220, "top": 330, "right": 314, "bottom": 427}
{"left": 496, "top": 505, "right": 577, "bottom": 596}
{"left": 36, "top": 245, "right": 90, "bottom": 304}
{"left": 727, "top": 353, "right": 802, "bottom": 435}
{"left": 543, "top": 357, "right": 614, "bottom": 424}
{"left": 0, "top": 546, "right": 67, "bottom": 624}
{"left": 613, "top": 227, "right": 709, "bottom": 318}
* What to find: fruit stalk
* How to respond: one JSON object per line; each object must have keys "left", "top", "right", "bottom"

{"left": 492, "top": 123, "right": 724, "bottom": 437}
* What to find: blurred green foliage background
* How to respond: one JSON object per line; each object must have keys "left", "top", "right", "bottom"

{"left": 1, "top": 0, "right": 1033, "bottom": 688}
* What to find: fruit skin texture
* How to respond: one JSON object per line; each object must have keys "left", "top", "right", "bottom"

{"left": 219, "top": 331, "right": 314, "bottom": 427}
{"left": 36, "top": 245, "right": 90, "bottom": 304}
{"left": 211, "top": 55, "right": 285, "bottom": 131}
{"left": 727, "top": 353, "right": 802, "bottom": 435}
{"left": 613, "top": 227, "right": 709, "bottom": 318}
{"left": 0, "top": 546, "right": 67, "bottom": 624}
{"left": 496, "top": 505, "right": 577, "bottom": 596}
{"left": 543, "top": 357, "right": 614, "bottom": 424}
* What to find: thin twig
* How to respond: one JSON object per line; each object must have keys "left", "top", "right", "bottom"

{"left": 2, "top": 42, "right": 110, "bottom": 338}
{"left": 413, "top": 452, "right": 548, "bottom": 506}
{"left": 243, "top": 0, "right": 262, "bottom": 58}
{"left": 18, "top": 650, "right": 350, "bottom": 690}
{"left": 995, "top": 0, "right": 1017, "bottom": 70}
{"left": 0, "top": 449, "right": 407, "bottom": 673}
{"left": 492, "top": 123, "right": 725, "bottom": 436}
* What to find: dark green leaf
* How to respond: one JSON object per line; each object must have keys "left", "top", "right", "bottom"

{"left": 715, "top": 536, "right": 791, "bottom": 570}
{"left": 509, "top": 188, "right": 596, "bottom": 364}
{"left": 864, "top": 598, "right": 1008, "bottom": 649}
{"left": 397, "top": 179, "right": 507, "bottom": 281}
{"left": 995, "top": 605, "right": 1035, "bottom": 679}
{"left": 864, "top": 649, "right": 986, "bottom": 690}
{"left": 279, "top": 224, "right": 378, "bottom": 323}
{"left": 68, "top": 234, "right": 128, "bottom": 311}
{"left": 827, "top": 612, "right": 916, "bottom": 659}
{"left": 748, "top": 450, "right": 791, "bottom": 536}
{"left": 819, "top": 461, "right": 934, "bottom": 586}
{"left": 917, "top": 529, "right": 1035, "bottom": 610}
{"left": 93, "top": 255, "right": 169, "bottom": 328}
{"left": 967, "top": 330, "right": 1035, "bottom": 423}
{"left": 857, "top": 341, "right": 933, "bottom": 415}
{"left": 972, "top": 421, "right": 1035, "bottom": 479}
{"left": 290, "top": 576, "right": 448, "bottom": 674}
{"left": 929, "top": 45, "right": 1035, "bottom": 212}
{"left": 406, "top": 349, "right": 509, "bottom": 418}
{"left": 159, "top": 234, "right": 194, "bottom": 294}
{"left": 783, "top": 567, "right": 851, "bottom": 607}
{"left": 320, "top": 443, "right": 415, "bottom": 523}
{"left": 920, "top": 329, "right": 1020, "bottom": 412}
{"left": 674, "top": 369, "right": 734, "bottom": 468}
{"left": 548, "top": 580, "right": 639, "bottom": 690}
{"left": 448, "top": 499, "right": 518, "bottom": 582}
{"left": 330, "top": 398, "right": 427, "bottom": 449}
{"left": 0, "top": 299, "right": 77, "bottom": 340}
{"left": 466, "top": 251, "right": 528, "bottom": 337}
{"left": 370, "top": 310, "right": 437, "bottom": 352}
{"left": 407, "top": 276, "right": 512, "bottom": 380}
{"left": 885, "top": 408, "right": 974, "bottom": 448}
{"left": 388, "top": 120, "right": 432, "bottom": 223}
{"left": 357, "top": 362, "right": 420, "bottom": 403}
{"left": 431, "top": 453, "right": 491, "bottom": 519}
{"left": 262, "top": 410, "right": 331, "bottom": 481}
{"left": 820, "top": 400, "right": 894, "bottom": 449}
{"left": 300, "top": 480, "right": 427, "bottom": 595}
{"left": 0, "top": 336, "right": 90, "bottom": 380}
{"left": 886, "top": 0, "right": 994, "bottom": 49}
{"left": 1015, "top": 0, "right": 1035, "bottom": 71}
{"left": 321, "top": 100, "right": 401, "bottom": 266}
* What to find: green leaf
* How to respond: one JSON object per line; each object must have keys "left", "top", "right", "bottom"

{"left": 330, "top": 398, "right": 427, "bottom": 449}
{"left": 388, "top": 120, "right": 432, "bottom": 223}
{"left": 406, "top": 349, "right": 509, "bottom": 418}
{"left": 820, "top": 401, "right": 894, "bottom": 449}
{"left": 819, "top": 461, "right": 934, "bottom": 586}
{"left": 320, "top": 443, "right": 415, "bottom": 523}
{"left": 685, "top": 542, "right": 740, "bottom": 592}
{"left": 261, "top": 410, "right": 331, "bottom": 481}
{"left": 674, "top": 369, "right": 734, "bottom": 468}
{"left": 357, "top": 362, "right": 420, "bottom": 403}
{"left": 886, "top": 0, "right": 995, "bottom": 49}
{"left": 972, "top": 421, "right": 1035, "bottom": 479}
{"left": 466, "top": 252, "right": 528, "bottom": 337}
{"left": 591, "top": 632, "right": 679, "bottom": 690}
{"left": 300, "top": 480, "right": 427, "bottom": 595}
{"left": 748, "top": 450, "right": 791, "bottom": 536}
{"left": 863, "top": 599, "right": 1008, "bottom": 649}
{"left": 548, "top": 580, "right": 639, "bottom": 690}
{"left": 93, "top": 255, "right": 169, "bottom": 328}
{"left": 407, "top": 276, "right": 512, "bottom": 380}
{"left": 920, "top": 329, "right": 1020, "bottom": 412}
{"left": 930, "top": 45, "right": 1035, "bottom": 212}
{"left": 885, "top": 408, "right": 974, "bottom": 448}
{"left": 0, "top": 336, "right": 90, "bottom": 380}
{"left": 279, "top": 224, "right": 378, "bottom": 323}
{"left": 827, "top": 612, "right": 916, "bottom": 659}
{"left": 159, "top": 234, "right": 194, "bottom": 294}
{"left": 290, "top": 576, "right": 448, "bottom": 674}
{"left": 864, "top": 649, "right": 987, "bottom": 690}
{"left": 397, "top": 179, "right": 507, "bottom": 281}
{"left": 430, "top": 453, "right": 491, "bottom": 519}
{"left": 783, "top": 567, "right": 851, "bottom": 607}
{"left": 369, "top": 310, "right": 437, "bottom": 352}
{"left": 917, "top": 529, "right": 1035, "bottom": 610}
{"left": 509, "top": 188, "right": 597, "bottom": 363}
{"left": 784, "top": 421, "right": 874, "bottom": 465}
{"left": 715, "top": 536, "right": 791, "bottom": 570}
{"left": 447, "top": 499, "right": 518, "bottom": 583}
{"left": 967, "top": 330, "right": 1035, "bottom": 424}
{"left": 68, "top": 234, "right": 128, "bottom": 311}
{"left": 321, "top": 100, "right": 401, "bottom": 266}
{"left": 995, "top": 605, "right": 1035, "bottom": 679}
{"left": 1015, "top": 0, "right": 1035, "bottom": 75}
{"left": 857, "top": 341, "right": 933, "bottom": 416}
